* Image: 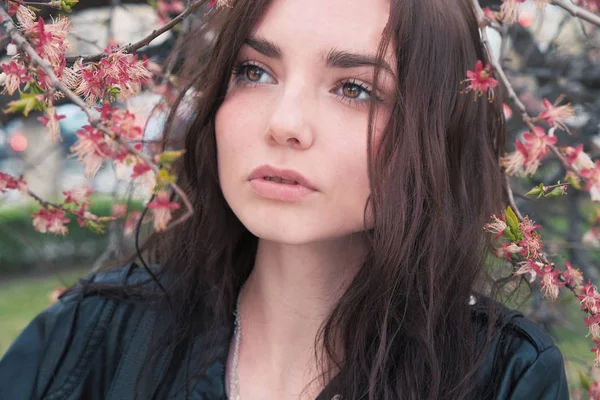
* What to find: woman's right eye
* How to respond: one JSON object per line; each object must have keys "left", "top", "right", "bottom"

{"left": 231, "top": 62, "right": 276, "bottom": 86}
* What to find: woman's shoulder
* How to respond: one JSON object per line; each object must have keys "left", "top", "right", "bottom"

{"left": 469, "top": 294, "right": 569, "bottom": 399}
{"left": 0, "top": 263, "right": 169, "bottom": 400}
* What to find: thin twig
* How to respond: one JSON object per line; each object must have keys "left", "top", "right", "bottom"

{"left": 550, "top": 0, "right": 600, "bottom": 28}
{"left": 65, "top": 0, "right": 207, "bottom": 63}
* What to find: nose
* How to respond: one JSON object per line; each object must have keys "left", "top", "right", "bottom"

{"left": 264, "top": 87, "right": 315, "bottom": 150}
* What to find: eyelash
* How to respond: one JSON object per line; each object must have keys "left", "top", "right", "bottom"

{"left": 230, "top": 60, "right": 383, "bottom": 107}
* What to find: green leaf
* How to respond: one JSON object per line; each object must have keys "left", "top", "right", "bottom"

{"left": 108, "top": 86, "right": 121, "bottom": 100}
{"left": 155, "top": 168, "right": 176, "bottom": 189}
{"left": 504, "top": 206, "right": 520, "bottom": 235}
{"left": 84, "top": 219, "right": 105, "bottom": 234}
{"left": 566, "top": 173, "right": 582, "bottom": 190}
{"left": 503, "top": 227, "right": 517, "bottom": 242}
{"left": 22, "top": 81, "right": 44, "bottom": 95}
{"left": 525, "top": 184, "right": 544, "bottom": 197}
{"left": 157, "top": 150, "right": 186, "bottom": 168}
{"left": 59, "top": 0, "right": 79, "bottom": 12}
{"left": 544, "top": 186, "right": 567, "bottom": 197}
{"left": 4, "top": 92, "right": 44, "bottom": 116}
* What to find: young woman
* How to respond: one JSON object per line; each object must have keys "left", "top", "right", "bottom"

{"left": 0, "top": 0, "right": 569, "bottom": 399}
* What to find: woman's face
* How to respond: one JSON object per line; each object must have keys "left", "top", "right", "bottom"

{"left": 215, "top": 0, "right": 396, "bottom": 245}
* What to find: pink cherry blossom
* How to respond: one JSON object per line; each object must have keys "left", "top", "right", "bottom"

{"left": 562, "top": 144, "right": 594, "bottom": 172}
{"left": 74, "top": 204, "right": 100, "bottom": 228}
{"left": 131, "top": 161, "right": 156, "bottom": 192}
{"left": 73, "top": 62, "right": 106, "bottom": 105}
{"left": 502, "top": 103, "right": 512, "bottom": 120}
{"left": 586, "top": 314, "right": 600, "bottom": 339}
{"left": 156, "top": 0, "right": 185, "bottom": 23}
{"left": 577, "top": 0, "right": 600, "bottom": 12}
{"left": 15, "top": 5, "right": 36, "bottom": 31}
{"left": 6, "top": 0, "right": 20, "bottom": 16}
{"left": 1, "top": 61, "right": 31, "bottom": 95}
{"left": 32, "top": 208, "right": 70, "bottom": 235}
{"left": 592, "top": 339, "right": 600, "bottom": 367}
{"left": 502, "top": 127, "right": 556, "bottom": 177}
{"left": 463, "top": 60, "right": 498, "bottom": 102}
{"left": 501, "top": 140, "right": 528, "bottom": 176}
{"left": 207, "top": 0, "right": 233, "bottom": 8}
{"left": 483, "top": 214, "right": 507, "bottom": 238}
{"left": 590, "top": 381, "right": 600, "bottom": 400}
{"left": 561, "top": 261, "right": 584, "bottom": 287}
{"left": 494, "top": 242, "right": 523, "bottom": 261}
{"left": 147, "top": 190, "right": 180, "bottom": 232}
{"left": 37, "top": 107, "right": 66, "bottom": 142}
{"left": 538, "top": 98, "right": 575, "bottom": 132}
{"left": 482, "top": 7, "right": 498, "bottom": 23}
{"left": 70, "top": 125, "right": 111, "bottom": 177}
{"left": 514, "top": 259, "right": 541, "bottom": 283}
{"left": 0, "top": 173, "right": 26, "bottom": 194}
{"left": 578, "top": 281, "right": 600, "bottom": 314}
{"left": 518, "top": 232, "right": 543, "bottom": 259}
{"left": 517, "top": 216, "right": 543, "bottom": 259}
{"left": 581, "top": 161, "right": 600, "bottom": 202}
{"left": 530, "top": 263, "right": 565, "bottom": 299}
{"left": 22, "top": 16, "right": 71, "bottom": 75}
{"left": 124, "top": 211, "right": 142, "bottom": 236}
{"left": 583, "top": 227, "right": 600, "bottom": 248}
{"left": 111, "top": 203, "right": 128, "bottom": 218}
{"left": 499, "top": 0, "right": 526, "bottom": 24}
{"left": 500, "top": 139, "right": 529, "bottom": 176}
{"left": 0, "top": 172, "right": 16, "bottom": 193}
{"left": 63, "top": 185, "right": 93, "bottom": 206}
{"left": 521, "top": 127, "right": 556, "bottom": 167}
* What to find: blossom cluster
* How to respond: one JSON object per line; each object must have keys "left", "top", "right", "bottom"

{"left": 0, "top": 3, "right": 183, "bottom": 234}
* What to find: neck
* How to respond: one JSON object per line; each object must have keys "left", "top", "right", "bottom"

{"left": 234, "top": 233, "right": 366, "bottom": 399}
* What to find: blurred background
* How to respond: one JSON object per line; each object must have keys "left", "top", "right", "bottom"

{"left": 1, "top": 0, "right": 600, "bottom": 397}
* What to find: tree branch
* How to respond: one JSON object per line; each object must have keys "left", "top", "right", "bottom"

{"left": 65, "top": 0, "right": 207, "bottom": 63}
{"left": 550, "top": 0, "right": 600, "bottom": 28}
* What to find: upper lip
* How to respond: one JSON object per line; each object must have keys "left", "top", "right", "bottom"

{"left": 249, "top": 164, "right": 318, "bottom": 190}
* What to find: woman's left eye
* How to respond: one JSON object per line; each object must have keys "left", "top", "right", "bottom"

{"left": 333, "top": 79, "right": 375, "bottom": 105}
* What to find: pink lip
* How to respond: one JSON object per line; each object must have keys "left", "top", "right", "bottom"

{"left": 248, "top": 164, "right": 318, "bottom": 202}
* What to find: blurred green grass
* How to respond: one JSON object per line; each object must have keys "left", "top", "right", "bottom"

{"left": 0, "top": 268, "right": 87, "bottom": 356}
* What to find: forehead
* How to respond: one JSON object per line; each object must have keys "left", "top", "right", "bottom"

{"left": 251, "top": 0, "right": 394, "bottom": 69}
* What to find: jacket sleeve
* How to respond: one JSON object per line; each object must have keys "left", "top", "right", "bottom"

{"left": 507, "top": 345, "right": 569, "bottom": 400}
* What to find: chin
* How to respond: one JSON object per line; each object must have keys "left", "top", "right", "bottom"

{"left": 236, "top": 212, "right": 364, "bottom": 246}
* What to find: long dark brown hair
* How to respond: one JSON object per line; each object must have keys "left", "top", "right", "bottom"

{"left": 77, "top": 0, "right": 514, "bottom": 399}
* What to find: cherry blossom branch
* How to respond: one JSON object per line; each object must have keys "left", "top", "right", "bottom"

{"left": 550, "top": 0, "right": 600, "bottom": 28}
{"left": 0, "top": 7, "right": 194, "bottom": 232}
{"left": 26, "top": 187, "right": 109, "bottom": 223}
{"left": 472, "top": 1, "right": 587, "bottom": 181}
{"left": 65, "top": 0, "right": 208, "bottom": 63}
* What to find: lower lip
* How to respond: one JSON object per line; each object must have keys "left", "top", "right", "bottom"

{"left": 250, "top": 178, "right": 317, "bottom": 201}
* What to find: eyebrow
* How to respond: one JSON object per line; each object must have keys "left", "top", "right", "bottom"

{"left": 243, "top": 36, "right": 396, "bottom": 78}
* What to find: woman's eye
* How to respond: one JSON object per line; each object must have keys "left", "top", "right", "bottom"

{"left": 231, "top": 63, "right": 275, "bottom": 85}
{"left": 339, "top": 81, "right": 371, "bottom": 101}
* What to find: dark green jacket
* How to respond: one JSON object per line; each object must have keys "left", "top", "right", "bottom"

{"left": 0, "top": 264, "right": 570, "bottom": 399}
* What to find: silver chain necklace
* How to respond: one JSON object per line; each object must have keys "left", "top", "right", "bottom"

{"left": 229, "top": 286, "right": 243, "bottom": 400}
